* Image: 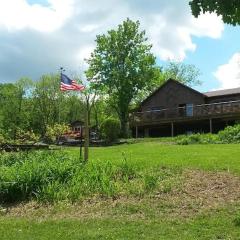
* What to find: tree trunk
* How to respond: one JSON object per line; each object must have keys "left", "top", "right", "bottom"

{"left": 119, "top": 112, "right": 129, "bottom": 138}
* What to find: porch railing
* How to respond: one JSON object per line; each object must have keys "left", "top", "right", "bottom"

{"left": 131, "top": 100, "right": 240, "bottom": 124}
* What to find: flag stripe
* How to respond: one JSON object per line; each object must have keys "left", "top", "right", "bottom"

{"left": 60, "top": 73, "right": 85, "bottom": 92}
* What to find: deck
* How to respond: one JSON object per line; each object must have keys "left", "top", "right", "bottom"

{"left": 131, "top": 100, "right": 240, "bottom": 127}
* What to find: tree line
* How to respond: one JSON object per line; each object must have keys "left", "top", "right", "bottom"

{"left": 0, "top": 19, "right": 201, "bottom": 141}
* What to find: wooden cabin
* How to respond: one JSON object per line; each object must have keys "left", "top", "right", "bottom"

{"left": 130, "top": 79, "right": 240, "bottom": 137}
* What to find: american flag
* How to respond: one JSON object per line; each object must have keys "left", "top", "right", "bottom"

{"left": 60, "top": 73, "right": 85, "bottom": 91}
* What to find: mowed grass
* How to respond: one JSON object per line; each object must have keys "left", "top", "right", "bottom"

{"left": 1, "top": 209, "right": 240, "bottom": 240}
{"left": 1, "top": 141, "right": 240, "bottom": 239}
{"left": 69, "top": 141, "right": 240, "bottom": 174}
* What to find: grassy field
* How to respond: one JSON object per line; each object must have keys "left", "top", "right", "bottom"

{"left": 1, "top": 141, "right": 240, "bottom": 239}
{"left": 70, "top": 141, "right": 240, "bottom": 173}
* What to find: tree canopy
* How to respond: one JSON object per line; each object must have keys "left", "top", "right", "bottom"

{"left": 86, "top": 18, "right": 158, "bottom": 137}
{"left": 189, "top": 0, "right": 240, "bottom": 25}
{"left": 160, "top": 61, "right": 201, "bottom": 87}
{"left": 0, "top": 74, "right": 87, "bottom": 139}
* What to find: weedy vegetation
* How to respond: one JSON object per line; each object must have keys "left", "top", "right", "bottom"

{"left": 0, "top": 150, "right": 179, "bottom": 204}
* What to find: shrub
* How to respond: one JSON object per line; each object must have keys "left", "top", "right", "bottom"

{"left": 176, "top": 133, "right": 219, "bottom": 145}
{"left": 45, "top": 124, "right": 70, "bottom": 144}
{"left": 176, "top": 124, "right": 240, "bottom": 145}
{"left": 15, "top": 128, "right": 40, "bottom": 144}
{"left": 100, "top": 118, "right": 121, "bottom": 143}
{"left": 0, "top": 128, "right": 39, "bottom": 145}
{"left": 0, "top": 130, "right": 11, "bottom": 145}
{"left": 0, "top": 133, "right": 5, "bottom": 145}
{"left": 218, "top": 124, "right": 240, "bottom": 143}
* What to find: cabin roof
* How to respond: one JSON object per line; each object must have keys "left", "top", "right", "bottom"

{"left": 204, "top": 87, "right": 240, "bottom": 97}
{"left": 140, "top": 79, "right": 240, "bottom": 108}
{"left": 140, "top": 79, "right": 205, "bottom": 107}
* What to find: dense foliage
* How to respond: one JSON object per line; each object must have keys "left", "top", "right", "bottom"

{"left": 176, "top": 133, "right": 219, "bottom": 145}
{"left": 176, "top": 124, "right": 240, "bottom": 145}
{"left": 189, "top": 0, "right": 240, "bottom": 26}
{"left": 100, "top": 118, "right": 121, "bottom": 143}
{"left": 45, "top": 124, "right": 70, "bottom": 144}
{"left": 0, "top": 75, "right": 109, "bottom": 140}
{"left": 218, "top": 124, "right": 240, "bottom": 143}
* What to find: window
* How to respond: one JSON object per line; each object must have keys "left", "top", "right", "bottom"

{"left": 186, "top": 104, "right": 193, "bottom": 117}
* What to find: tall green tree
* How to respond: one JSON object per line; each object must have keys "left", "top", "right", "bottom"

{"left": 189, "top": 0, "right": 240, "bottom": 25}
{"left": 32, "top": 74, "right": 63, "bottom": 135}
{"left": 0, "top": 74, "right": 87, "bottom": 139}
{"left": 0, "top": 78, "right": 33, "bottom": 138}
{"left": 14, "top": 78, "right": 34, "bottom": 133}
{"left": 159, "top": 61, "right": 201, "bottom": 87}
{"left": 86, "top": 18, "right": 157, "bottom": 137}
{"left": 0, "top": 83, "right": 18, "bottom": 137}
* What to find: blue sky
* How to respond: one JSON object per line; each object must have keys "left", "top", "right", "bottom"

{"left": 0, "top": 0, "right": 239, "bottom": 92}
{"left": 27, "top": 0, "right": 49, "bottom": 6}
{"left": 187, "top": 25, "right": 240, "bottom": 92}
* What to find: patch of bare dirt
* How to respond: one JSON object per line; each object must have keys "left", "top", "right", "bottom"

{"left": 182, "top": 170, "right": 240, "bottom": 207}
{"left": 152, "top": 169, "right": 240, "bottom": 217}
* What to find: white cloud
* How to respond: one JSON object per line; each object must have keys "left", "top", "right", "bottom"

{"left": 0, "top": 0, "right": 224, "bottom": 82}
{"left": 214, "top": 53, "right": 240, "bottom": 89}
{"left": 0, "top": 0, "right": 73, "bottom": 32}
{"left": 190, "top": 13, "right": 224, "bottom": 39}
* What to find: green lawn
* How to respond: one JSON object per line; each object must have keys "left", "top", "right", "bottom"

{"left": 1, "top": 209, "right": 240, "bottom": 240}
{"left": 1, "top": 141, "right": 240, "bottom": 239}
{"left": 69, "top": 142, "right": 240, "bottom": 173}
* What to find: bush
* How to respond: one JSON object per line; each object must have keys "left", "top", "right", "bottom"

{"left": 218, "top": 124, "right": 240, "bottom": 143}
{"left": 45, "top": 124, "right": 70, "bottom": 144}
{"left": 100, "top": 118, "right": 121, "bottom": 143}
{"left": 0, "top": 133, "right": 5, "bottom": 145}
{"left": 15, "top": 128, "right": 40, "bottom": 144}
{"left": 0, "top": 130, "right": 11, "bottom": 145}
{"left": 0, "top": 128, "right": 39, "bottom": 145}
{"left": 176, "top": 133, "right": 219, "bottom": 145}
{"left": 176, "top": 124, "right": 240, "bottom": 145}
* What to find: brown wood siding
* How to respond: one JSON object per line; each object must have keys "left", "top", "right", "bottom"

{"left": 141, "top": 80, "right": 205, "bottom": 111}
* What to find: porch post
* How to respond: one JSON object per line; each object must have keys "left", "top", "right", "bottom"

{"left": 144, "top": 128, "right": 149, "bottom": 138}
{"left": 171, "top": 122, "right": 174, "bottom": 137}
{"left": 135, "top": 125, "right": 138, "bottom": 139}
{"left": 209, "top": 118, "right": 213, "bottom": 133}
